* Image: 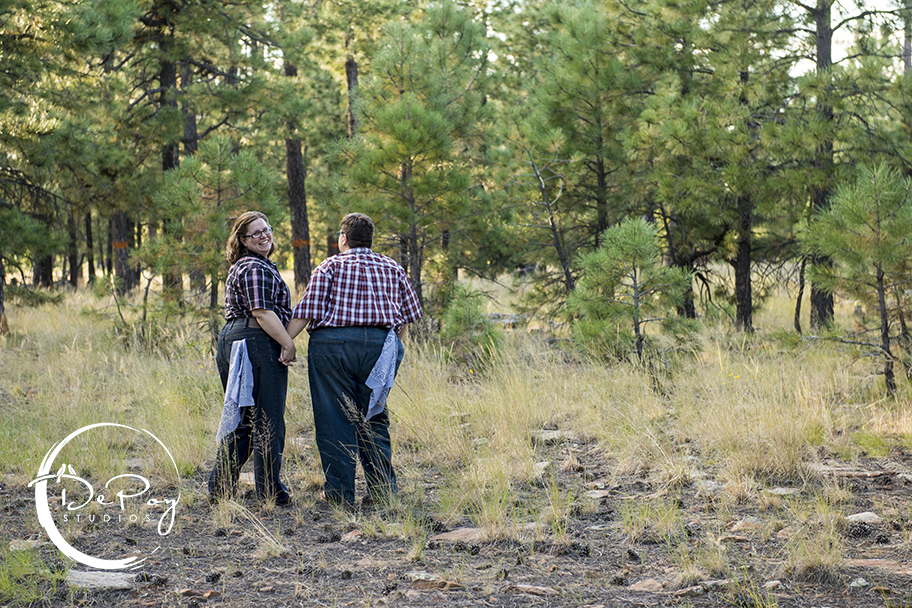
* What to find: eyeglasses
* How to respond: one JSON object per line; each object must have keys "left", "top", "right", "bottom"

{"left": 243, "top": 226, "right": 272, "bottom": 240}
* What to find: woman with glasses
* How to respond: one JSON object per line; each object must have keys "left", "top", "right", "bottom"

{"left": 208, "top": 211, "right": 295, "bottom": 505}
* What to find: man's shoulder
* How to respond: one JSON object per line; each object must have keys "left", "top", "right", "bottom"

{"left": 337, "top": 249, "right": 405, "bottom": 272}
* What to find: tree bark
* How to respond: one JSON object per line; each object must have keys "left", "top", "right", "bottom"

{"left": 795, "top": 256, "right": 807, "bottom": 334}
{"left": 112, "top": 210, "right": 136, "bottom": 293}
{"left": 905, "top": 0, "right": 912, "bottom": 77}
{"left": 734, "top": 195, "right": 753, "bottom": 331}
{"left": 327, "top": 231, "right": 339, "bottom": 259}
{"left": 67, "top": 211, "right": 80, "bottom": 288}
{"left": 876, "top": 266, "right": 896, "bottom": 395}
{"left": 810, "top": 0, "right": 835, "bottom": 329}
{"left": 161, "top": 51, "right": 183, "bottom": 302}
{"left": 595, "top": 155, "right": 608, "bottom": 245}
{"left": 106, "top": 216, "right": 113, "bottom": 275}
{"left": 85, "top": 212, "right": 96, "bottom": 284}
{"left": 33, "top": 255, "right": 53, "bottom": 288}
{"left": 285, "top": 61, "right": 312, "bottom": 292}
{"left": 0, "top": 256, "right": 8, "bottom": 335}
{"left": 182, "top": 61, "right": 205, "bottom": 295}
{"left": 345, "top": 56, "right": 359, "bottom": 138}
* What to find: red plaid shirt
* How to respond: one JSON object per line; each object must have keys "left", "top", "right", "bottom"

{"left": 292, "top": 248, "right": 422, "bottom": 332}
{"left": 225, "top": 253, "right": 292, "bottom": 325}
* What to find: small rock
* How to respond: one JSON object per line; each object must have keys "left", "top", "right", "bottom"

{"left": 672, "top": 585, "right": 705, "bottom": 597}
{"left": 9, "top": 539, "right": 40, "bottom": 551}
{"left": 731, "top": 516, "right": 764, "bottom": 531}
{"left": 531, "top": 430, "right": 578, "bottom": 445}
{"left": 844, "top": 558, "right": 912, "bottom": 575}
{"left": 694, "top": 480, "right": 725, "bottom": 496}
{"left": 68, "top": 571, "right": 136, "bottom": 591}
{"left": 258, "top": 586, "right": 275, "bottom": 592}
{"left": 848, "top": 577, "right": 869, "bottom": 588}
{"left": 764, "top": 487, "right": 799, "bottom": 496}
{"left": 628, "top": 578, "right": 665, "bottom": 592}
{"left": 845, "top": 512, "right": 883, "bottom": 525}
{"left": 775, "top": 526, "right": 794, "bottom": 539}
{"left": 764, "top": 580, "right": 781, "bottom": 589}
{"left": 504, "top": 584, "right": 559, "bottom": 596}
{"left": 406, "top": 571, "right": 464, "bottom": 590}
{"left": 586, "top": 489, "right": 612, "bottom": 499}
{"left": 178, "top": 588, "right": 205, "bottom": 598}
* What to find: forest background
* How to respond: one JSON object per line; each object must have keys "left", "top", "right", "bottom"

{"left": 9, "top": 2, "right": 912, "bottom": 604}
{"left": 4, "top": 0, "right": 912, "bottom": 372}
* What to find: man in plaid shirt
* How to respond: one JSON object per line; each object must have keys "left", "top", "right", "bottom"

{"left": 288, "top": 213, "right": 422, "bottom": 507}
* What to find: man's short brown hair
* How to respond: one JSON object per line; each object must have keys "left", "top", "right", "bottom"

{"left": 341, "top": 213, "right": 374, "bottom": 248}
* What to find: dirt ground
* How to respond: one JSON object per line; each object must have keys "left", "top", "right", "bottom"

{"left": 5, "top": 439, "right": 912, "bottom": 608}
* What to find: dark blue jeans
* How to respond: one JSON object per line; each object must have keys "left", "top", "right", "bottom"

{"left": 209, "top": 318, "right": 290, "bottom": 503}
{"left": 308, "top": 326, "right": 404, "bottom": 505}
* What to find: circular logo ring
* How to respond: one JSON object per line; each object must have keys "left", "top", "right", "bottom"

{"left": 31, "top": 423, "right": 181, "bottom": 570}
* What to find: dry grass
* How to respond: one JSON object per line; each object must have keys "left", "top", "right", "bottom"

{"left": 3, "top": 281, "right": 912, "bottom": 587}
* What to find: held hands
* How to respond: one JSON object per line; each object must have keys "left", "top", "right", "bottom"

{"left": 279, "top": 343, "right": 297, "bottom": 366}
{"left": 249, "top": 309, "right": 298, "bottom": 366}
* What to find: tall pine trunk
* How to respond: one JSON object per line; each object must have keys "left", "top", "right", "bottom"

{"left": 809, "top": 0, "right": 835, "bottom": 329}
{"left": 161, "top": 54, "right": 183, "bottom": 303}
{"left": 0, "top": 257, "right": 7, "bottom": 335}
{"left": 734, "top": 194, "right": 753, "bottom": 331}
{"left": 85, "top": 212, "right": 96, "bottom": 284}
{"left": 284, "top": 62, "right": 312, "bottom": 292}
{"left": 67, "top": 211, "right": 80, "bottom": 288}
{"left": 876, "top": 266, "right": 896, "bottom": 395}
{"left": 112, "top": 210, "right": 136, "bottom": 294}
{"left": 182, "top": 60, "right": 205, "bottom": 295}
{"left": 345, "top": 56, "right": 359, "bottom": 138}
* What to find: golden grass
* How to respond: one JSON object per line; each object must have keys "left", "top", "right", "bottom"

{"left": 3, "top": 281, "right": 912, "bottom": 569}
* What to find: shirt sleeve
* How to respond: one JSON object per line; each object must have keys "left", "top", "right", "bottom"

{"left": 237, "top": 263, "right": 271, "bottom": 312}
{"left": 399, "top": 272, "right": 423, "bottom": 325}
{"left": 292, "top": 263, "right": 332, "bottom": 320}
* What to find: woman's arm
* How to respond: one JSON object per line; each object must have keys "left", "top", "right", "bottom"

{"left": 250, "top": 308, "right": 296, "bottom": 365}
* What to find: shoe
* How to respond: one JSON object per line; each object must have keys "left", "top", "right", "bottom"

{"left": 320, "top": 491, "right": 355, "bottom": 510}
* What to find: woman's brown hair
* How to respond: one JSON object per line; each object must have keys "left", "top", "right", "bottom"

{"left": 226, "top": 211, "right": 276, "bottom": 264}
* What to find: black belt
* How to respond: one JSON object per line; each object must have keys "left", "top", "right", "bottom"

{"left": 226, "top": 317, "right": 260, "bottom": 329}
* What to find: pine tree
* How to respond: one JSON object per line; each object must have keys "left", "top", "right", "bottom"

{"left": 339, "top": 3, "right": 490, "bottom": 310}
{"left": 568, "top": 217, "right": 694, "bottom": 361}
{"left": 138, "top": 134, "right": 282, "bottom": 344}
{"left": 625, "top": 0, "right": 795, "bottom": 326}
{"left": 801, "top": 163, "right": 912, "bottom": 396}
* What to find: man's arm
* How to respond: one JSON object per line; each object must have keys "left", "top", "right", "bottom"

{"left": 286, "top": 317, "right": 309, "bottom": 339}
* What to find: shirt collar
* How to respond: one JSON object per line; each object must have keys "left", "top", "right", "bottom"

{"left": 342, "top": 247, "right": 372, "bottom": 255}
{"left": 241, "top": 250, "right": 277, "bottom": 267}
